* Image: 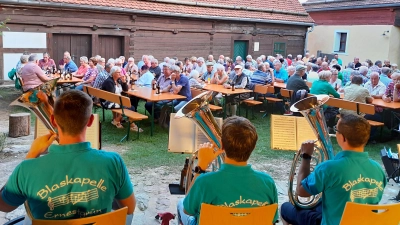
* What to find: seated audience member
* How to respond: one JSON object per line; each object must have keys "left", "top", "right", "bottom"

{"left": 201, "top": 62, "right": 214, "bottom": 82}
{"left": 286, "top": 65, "right": 309, "bottom": 95}
{"left": 246, "top": 55, "right": 257, "bottom": 68}
{"left": 235, "top": 56, "right": 244, "bottom": 67}
{"left": 223, "top": 65, "right": 251, "bottom": 116}
{"left": 383, "top": 73, "right": 400, "bottom": 103}
{"left": 364, "top": 72, "right": 386, "bottom": 99}
{"left": 206, "top": 55, "right": 216, "bottom": 65}
{"left": 307, "top": 64, "right": 319, "bottom": 83}
{"left": 149, "top": 58, "right": 162, "bottom": 80}
{"left": 392, "top": 63, "right": 399, "bottom": 73}
{"left": 119, "top": 56, "right": 127, "bottom": 68}
{"left": 317, "top": 62, "right": 330, "bottom": 73}
{"left": 99, "top": 58, "right": 106, "bottom": 68}
{"left": 281, "top": 114, "right": 386, "bottom": 225}
{"left": 38, "top": 52, "right": 56, "bottom": 70}
{"left": 107, "top": 58, "right": 115, "bottom": 65}
{"left": 274, "top": 61, "right": 288, "bottom": 83}
{"left": 183, "top": 57, "right": 193, "bottom": 75}
{"left": 159, "top": 57, "right": 170, "bottom": 70}
{"left": 287, "top": 66, "right": 296, "bottom": 77}
{"left": 74, "top": 56, "right": 89, "bottom": 78}
{"left": 178, "top": 116, "right": 279, "bottom": 225}
{"left": 358, "top": 66, "right": 370, "bottom": 84}
{"left": 380, "top": 67, "right": 393, "bottom": 87}
{"left": 286, "top": 54, "right": 293, "bottom": 66}
{"left": 16, "top": 54, "right": 29, "bottom": 75}
{"left": 331, "top": 64, "right": 343, "bottom": 81}
{"left": 176, "top": 61, "right": 184, "bottom": 73}
{"left": 311, "top": 70, "right": 340, "bottom": 130}
{"left": 383, "top": 59, "right": 391, "bottom": 68}
{"left": 341, "top": 62, "right": 354, "bottom": 84}
{"left": 353, "top": 57, "right": 361, "bottom": 69}
{"left": 137, "top": 55, "right": 151, "bottom": 72}
{"left": 93, "top": 62, "right": 112, "bottom": 89}
{"left": 75, "top": 57, "right": 98, "bottom": 91}
{"left": 144, "top": 64, "right": 173, "bottom": 120}
{"left": 114, "top": 58, "right": 126, "bottom": 76}
{"left": 250, "top": 63, "right": 274, "bottom": 85}
{"left": 211, "top": 64, "right": 228, "bottom": 85}
{"left": 58, "top": 51, "right": 69, "bottom": 70}
{"left": 101, "top": 66, "right": 143, "bottom": 132}
{"left": 0, "top": 90, "right": 136, "bottom": 220}
{"left": 242, "top": 62, "right": 253, "bottom": 77}
{"left": 225, "top": 58, "right": 234, "bottom": 73}
{"left": 370, "top": 60, "right": 382, "bottom": 74}
{"left": 63, "top": 54, "right": 78, "bottom": 74}
{"left": 20, "top": 54, "right": 52, "bottom": 92}
{"left": 341, "top": 75, "right": 373, "bottom": 116}
{"left": 124, "top": 57, "right": 138, "bottom": 75}
{"left": 188, "top": 70, "right": 205, "bottom": 89}
{"left": 195, "top": 57, "right": 207, "bottom": 75}
{"left": 329, "top": 69, "right": 342, "bottom": 90}
{"left": 169, "top": 65, "right": 192, "bottom": 112}
{"left": 137, "top": 65, "right": 154, "bottom": 88}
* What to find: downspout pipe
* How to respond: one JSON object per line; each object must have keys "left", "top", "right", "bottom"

{"left": 304, "top": 24, "right": 315, "bottom": 56}
{"left": 0, "top": 0, "right": 315, "bottom": 27}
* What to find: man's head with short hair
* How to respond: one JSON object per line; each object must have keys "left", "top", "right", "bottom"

{"left": 258, "top": 63, "right": 265, "bottom": 71}
{"left": 321, "top": 62, "right": 329, "bottom": 69}
{"left": 334, "top": 54, "right": 338, "bottom": 59}
{"left": 163, "top": 64, "right": 172, "bottom": 77}
{"left": 43, "top": 52, "right": 50, "bottom": 62}
{"left": 222, "top": 116, "right": 258, "bottom": 162}
{"left": 375, "top": 60, "right": 382, "bottom": 67}
{"left": 381, "top": 67, "right": 392, "bottom": 76}
{"left": 287, "top": 66, "right": 295, "bottom": 75}
{"left": 351, "top": 75, "right": 363, "bottom": 85}
{"left": 151, "top": 58, "right": 158, "bottom": 67}
{"left": 384, "top": 59, "right": 390, "bottom": 66}
{"left": 89, "top": 57, "right": 98, "bottom": 66}
{"left": 105, "top": 63, "right": 113, "bottom": 72}
{"left": 312, "top": 64, "right": 319, "bottom": 72}
{"left": 318, "top": 70, "right": 331, "bottom": 81}
{"left": 359, "top": 66, "right": 368, "bottom": 75}
{"left": 274, "top": 61, "right": 282, "bottom": 71}
{"left": 29, "top": 54, "right": 39, "bottom": 63}
{"left": 53, "top": 90, "right": 93, "bottom": 136}
{"left": 337, "top": 114, "right": 370, "bottom": 148}
{"left": 20, "top": 55, "right": 29, "bottom": 64}
{"left": 354, "top": 57, "right": 360, "bottom": 64}
{"left": 369, "top": 72, "right": 380, "bottom": 86}
{"left": 207, "top": 55, "right": 214, "bottom": 62}
{"left": 347, "top": 62, "right": 355, "bottom": 69}
{"left": 246, "top": 55, "right": 252, "bottom": 62}
{"left": 197, "top": 57, "right": 205, "bottom": 66}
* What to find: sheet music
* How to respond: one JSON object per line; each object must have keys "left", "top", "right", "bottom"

{"left": 296, "top": 117, "right": 318, "bottom": 150}
{"left": 194, "top": 118, "right": 223, "bottom": 149}
{"left": 35, "top": 114, "right": 100, "bottom": 149}
{"left": 271, "top": 115, "right": 297, "bottom": 150}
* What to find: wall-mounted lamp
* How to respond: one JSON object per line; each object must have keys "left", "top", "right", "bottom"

{"left": 382, "top": 30, "right": 389, "bottom": 36}
{"left": 114, "top": 24, "right": 121, "bottom": 31}
{"left": 92, "top": 25, "right": 98, "bottom": 31}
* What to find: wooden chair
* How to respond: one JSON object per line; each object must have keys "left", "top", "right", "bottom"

{"left": 32, "top": 207, "right": 128, "bottom": 225}
{"left": 261, "top": 85, "right": 283, "bottom": 117}
{"left": 198, "top": 203, "right": 278, "bottom": 225}
{"left": 242, "top": 84, "right": 265, "bottom": 118}
{"left": 84, "top": 86, "right": 148, "bottom": 141}
{"left": 280, "top": 89, "right": 293, "bottom": 113}
{"left": 340, "top": 202, "right": 400, "bottom": 225}
{"left": 190, "top": 88, "right": 223, "bottom": 112}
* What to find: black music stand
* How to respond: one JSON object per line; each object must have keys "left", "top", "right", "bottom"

{"left": 380, "top": 149, "right": 400, "bottom": 183}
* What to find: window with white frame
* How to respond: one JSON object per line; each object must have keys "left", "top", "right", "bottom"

{"left": 333, "top": 30, "right": 348, "bottom": 53}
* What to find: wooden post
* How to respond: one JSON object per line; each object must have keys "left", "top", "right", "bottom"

{"left": 9, "top": 113, "right": 31, "bottom": 138}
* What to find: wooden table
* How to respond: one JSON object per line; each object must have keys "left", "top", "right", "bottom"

{"left": 372, "top": 99, "right": 400, "bottom": 110}
{"left": 202, "top": 84, "right": 253, "bottom": 118}
{"left": 273, "top": 82, "right": 286, "bottom": 89}
{"left": 125, "top": 86, "right": 186, "bottom": 136}
{"left": 56, "top": 77, "right": 82, "bottom": 84}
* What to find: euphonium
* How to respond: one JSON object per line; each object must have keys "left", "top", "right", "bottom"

{"left": 288, "top": 95, "right": 334, "bottom": 208}
{"left": 175, "top": 91, "right": 224, "bottom": 194}
{"left": 10, "top": 78, "right": 59, "bottom": 138}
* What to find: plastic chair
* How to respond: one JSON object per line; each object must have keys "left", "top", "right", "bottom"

{"left": 340, "top": 202, "right": 400, "bottom": 225}
{"left": 31, "top": 207, "right": 127, "bottom": 225}
{"left": 198, "top": 203, "right": 277, "bottom": 225}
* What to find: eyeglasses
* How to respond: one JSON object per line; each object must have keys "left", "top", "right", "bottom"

{"left": 333, "top": 125, "right": 341, "bottom": 134}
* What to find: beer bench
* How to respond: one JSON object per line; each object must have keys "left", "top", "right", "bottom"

{"left": 190, "top": 88, "right": 223, "bottom": 112}
{"left": 83, "top": 86, "right": 148, "bottom": 142}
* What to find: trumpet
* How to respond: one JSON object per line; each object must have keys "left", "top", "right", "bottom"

{"left": 175, "top": 91, "right": 224, "bottom": 194}
{"left": 288, "top": 95, "right": 335, "bottom": 208}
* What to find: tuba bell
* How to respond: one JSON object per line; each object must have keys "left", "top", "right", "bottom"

{"left": 10, "top": 78, "right": 59, "bottom": 138}
{"left": 288, "top": 95, "right": 335, "bottom": 208}
{"left": 175, "top": 91, "right": 224, "bottom": 194}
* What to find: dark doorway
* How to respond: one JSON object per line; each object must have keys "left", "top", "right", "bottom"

{"left": 52, "top": 34, "right": 91, "bottom": 66}
{"left": 99, "top": 35, "right": 123, "bottom": 61}
{"left": 233, "top": 40, "right": 248, "bottom": 61}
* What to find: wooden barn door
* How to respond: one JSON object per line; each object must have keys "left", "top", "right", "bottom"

{"left": 98, "top": 36, "right": 123, "bottom": 61}
{"left": 52, "top": 34, "right": 91, "bottom": 66}
{"left": 233, "top": 40, "right": 248, "bottom": 61}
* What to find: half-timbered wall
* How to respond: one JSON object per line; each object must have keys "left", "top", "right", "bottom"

{"left": 0, "top": 5, "right": 308, "bottom": 81}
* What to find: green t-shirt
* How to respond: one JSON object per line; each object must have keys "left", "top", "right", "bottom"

{"left": 302, "top": 151, "right": 386, "bottom": 225}
{"left": 310, "top": 80, "right": 340, "bottom": 98}
{"left": 184, "top": 164, "right": 278, "bottom": 224}
{"left": 2, "top": 142, "right": 133, "bottom": 220}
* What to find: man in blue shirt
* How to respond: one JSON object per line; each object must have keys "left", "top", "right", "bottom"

{"left": 281, "top": 114, "right": 386, "bottom": 225}
{"left": 379, "top": 67, "right": 392, "bottom": 87}
{"left": 274, "top": 61, "right": 288, "bottom": 83}
{"left": 137, "top": 65, "right": 154, "bottom": 87}
{"left": 177, "top": 116, "right": 279, "bottom": 225}
{"left": 63, "top": 55, "right": 78, "bottom": 74}
{"left": 250, "top": 64, "right": 273, "bottom": 85}
{"left": 169, "top": 65, "right": 192, "bottom": 112}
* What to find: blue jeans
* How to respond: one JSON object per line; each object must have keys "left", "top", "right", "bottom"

{"left": 75, "top": 84, "right": 84, "bottom": 91}
{"left": 177, "top": 199, "right": 196, "bottom": 225}
{"left": 280, "top": 202, "right": 322, "bottom": 225}
{"left": 145, "top": 100, "right": 170, "bottom": 119}
{"left": 173, "top": 100, "right": 188, "bottom": 112}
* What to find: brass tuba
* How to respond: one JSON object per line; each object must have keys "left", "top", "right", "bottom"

{"left": 288, "top": 95, "right": 335, "bottom": 208}
{"left": 175, "top": 91, "right": 224, "bottom": 194}
{"left": 10, "top": 79, "right": 59, "bottom": 138}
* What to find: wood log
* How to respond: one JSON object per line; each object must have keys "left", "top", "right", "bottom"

{"left": 9, "top": 113, "right": 31, "bottom": 138}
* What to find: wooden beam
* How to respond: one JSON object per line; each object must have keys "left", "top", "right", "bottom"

{"left": 92, "top": 34, "right": 98, "bottom": 56}
{"left": 124, "top": 35, "right": 130, "bottom": 59}
{"left": 47, "top": 33, "right": 53, "bottom": 59}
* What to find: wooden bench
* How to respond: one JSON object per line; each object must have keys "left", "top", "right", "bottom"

{"left": 326, "top": 97, "right": 385, "bottom": 138}
{"left": 83, "top": 86, "right": 148, "bottom": 141}
{"left": 190, "top": 88, "right": 223, "bottom": 112}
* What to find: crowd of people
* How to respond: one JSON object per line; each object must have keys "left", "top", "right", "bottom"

{"left": 8, "top": 50, "right": 397, "bottom": 225}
